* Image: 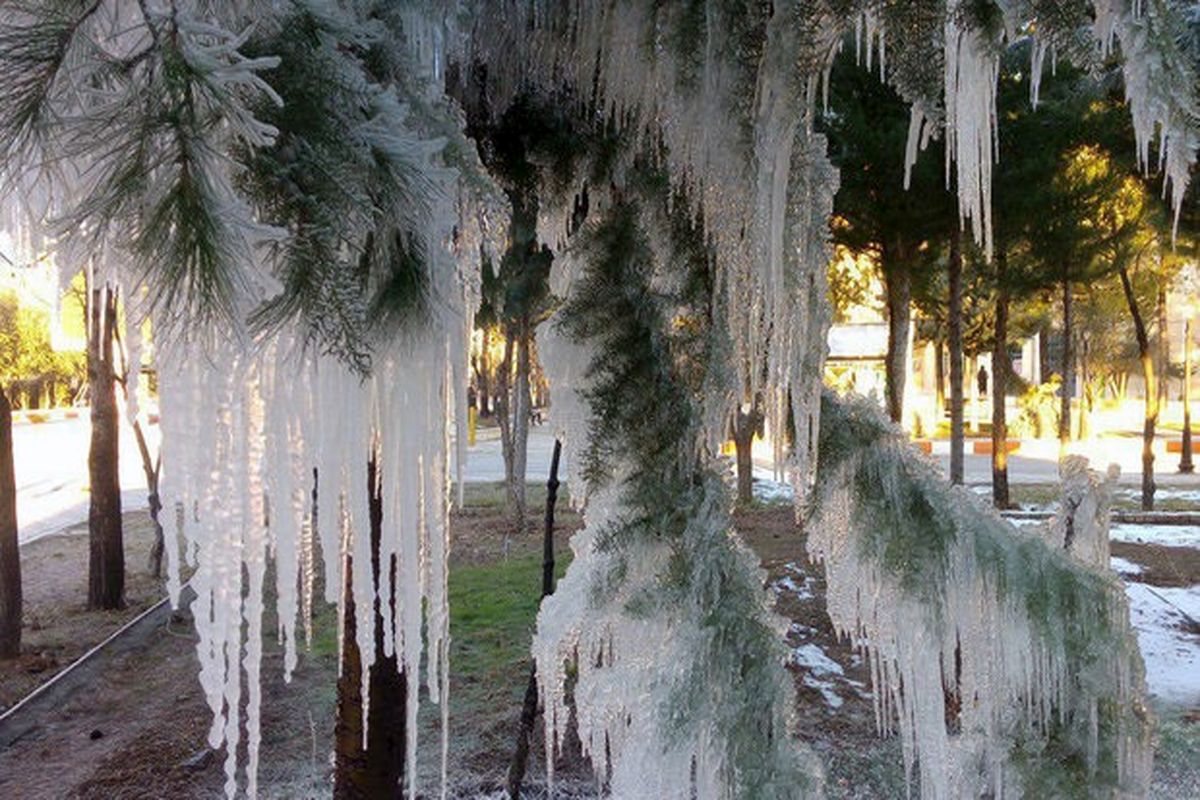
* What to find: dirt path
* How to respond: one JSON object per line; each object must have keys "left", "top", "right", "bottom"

{"left": 0, "top": 501, "right": 1195, "bottom": 798}
{"left": 0, "top": 511, "right": 166, "bottom": 711}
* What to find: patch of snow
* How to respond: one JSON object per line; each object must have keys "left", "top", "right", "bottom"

{"left": 802, "top": 675, "right": 844, "bottom": 709}
{"left": 1110, "top": 524, "right": 1200, "bottom": 549}
{"left": 1110, "top": 556, "right": 1144, "bottom": 575}
{"left": 1124, "top": 582, "right": 1200, "bottom": 707}
{"left": 792, "top": 643, "right": 845, "bottom": 677}
{"left": 773, "top": 562, "right": 816, "bottom": 601}
{"left": 753, "top": 477, "right": 795, "bottom": 503}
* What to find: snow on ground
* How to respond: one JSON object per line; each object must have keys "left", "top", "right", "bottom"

{"left": 751, "top": 469, "right": 795, "bottom": 503}
{"left": 1126, "top": 582, "right": 1200, "bottom": 707}
{"left": 1110, "top": 556, "right": 1145, "bottom": 576}
{"left": 772, "top": 562, "right": 815, "bottom": 600}
{"left": 1110, "top": 524, "right": 1200, "bottom": 549}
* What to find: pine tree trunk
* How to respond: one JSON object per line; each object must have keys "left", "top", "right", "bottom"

{"left": 883, "top": 258, "right": 911, "bottom": 425}
{"left": 948, "top": 229, "right": 964, "bottom": 485}
{"left": 992, "top": 252, "right": 1011, "bottom": 509}
{"left": 1058, "top": 279, "right": 1073, "bottom": 449}
{"left": 88, "top": 287, "right": 123, "bottom": 610}
{"left": 133, "top": 419, "right": 164, "bottom": 578}
{"left": 507, "top": 438, "right": 562, "bottom": 799}
{"left": 1119, "top": 264, "right": 1157, "bottom": 510}
{"left": 334, "top": 457, "right": 406, "bottom": 799}
{"left": 0, "top": 386, "right": 21, "bottom": 659}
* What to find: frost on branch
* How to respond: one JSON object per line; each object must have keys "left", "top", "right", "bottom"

{"left": 533, "top": 193, "right": 821, "bottom": 798}
{"left": 807, "top": 393, "right": 1152, "bottom": 800}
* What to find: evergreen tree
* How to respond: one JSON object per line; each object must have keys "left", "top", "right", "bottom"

{"left": 822, "top": 45, "right": 956, "bottom": 426}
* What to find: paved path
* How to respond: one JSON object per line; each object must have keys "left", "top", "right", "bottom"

{"left": 13, "top": 416, "right": 151, "bottom": 545}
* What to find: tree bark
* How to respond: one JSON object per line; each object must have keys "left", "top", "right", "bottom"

{"left": 1119, "top": 263, "right": 1158, "bottom": 510}
{"left": 114, "top": 329, "right": 164, "bottom": 577}
{"left": 883, "top": 258, "right": 911, "bottom": 425}
{"left": 333, "top": 457, "right": 406, "bottom": 799}
{"left": 478, "top": 326, "right": 491, "bottom": 416}
{"left": 1156, "top": 285, "right": 1168, "bottom": 412}
{"left": 934, "top": 339, "right": 946, "bottom": 416}
{"left": 992, "top": 252, "right": 1011, "bottom": 509}
{"left": 1078, "top": 335, "right": 1091, "bottom": 442}
{"left": 134, "top": 420, "right": 164, "bottom": 578}
{"left": 948, "top": 229, "right": 964, "bottom": 485}
{"left": 732, "top": 400, "right": 764, "bottom": 505}
{"left": 1058, "top": 278, "right": 1073, "bottom": 449}
{"left": 0, "top": 386, "right": 21, "bottom": 658}
{"left": 87, "top": 286, "right": 123, "bottom": 610}
{"left": 496, "top": 332, "right": 516, "bottom": 508}
{"left": 507, "top": 438, "right": 562, "bottom": 799}
{"left": 511, "top": 319, "right": 532, "bottom": 528}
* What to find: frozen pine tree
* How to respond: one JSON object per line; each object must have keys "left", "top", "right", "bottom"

{"left": 0, "top": 1, "right": 1196, "bottom": 798}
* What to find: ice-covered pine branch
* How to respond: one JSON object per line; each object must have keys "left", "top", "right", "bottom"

{"left": 808, "top": 392, "right": 1152, "bottom": 800}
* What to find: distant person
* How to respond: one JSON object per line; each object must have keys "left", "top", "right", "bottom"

{"left": 977, "top": 363, "right": 988, "bottom": 396}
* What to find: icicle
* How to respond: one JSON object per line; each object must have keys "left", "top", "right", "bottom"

{"left": 943, "top": 2, "right": 999, "bottom": 260}
{"left": 1029, "top": 37, "right": 1048, "bottom": 110}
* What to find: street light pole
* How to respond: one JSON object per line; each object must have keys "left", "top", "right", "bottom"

{"left": 1181, "top": 316, "right": 1194, "bottom": 473}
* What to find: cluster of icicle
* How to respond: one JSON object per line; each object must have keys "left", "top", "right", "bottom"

{"left": 0, "top": 2, "right": 499, "bottom": 797}
{"left": 462, "top": 0, "right": 840, "bottom": 493}
{"left": 807, "top": 394, "right": 1152, "bottom": 799}
{"left": 157, "top": 329, "right": 450, "bottom": 798}
{"left": 153, "top": 167, "right": 492, "bottom": 800}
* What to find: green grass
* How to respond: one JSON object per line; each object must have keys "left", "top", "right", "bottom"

{"left": 304, "top": 546, "right": 573, "bottom": 689}
{"left": 455, "top": 481, "right": 575, "bottom": 512}
{"left": 1002, "top": 483, "right": 1200, "bottom": 512}
{"left": 450, "top": 552, "right": 571, "bottom": 693}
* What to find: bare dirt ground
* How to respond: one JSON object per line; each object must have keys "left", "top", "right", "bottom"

{"left": 0, "top": 495, "right": 1196, "bottom": 799}
{"left": 0, "top": 510, "right": 166, "bottom": 711}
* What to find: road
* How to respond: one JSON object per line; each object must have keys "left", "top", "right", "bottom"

{"left": 461, "top": 422, "right": 1200, "bottom": 489}
{"left": 13, "top": 416, "right": 152, "bottom": 544}
{"left": 15, "top": 414, "right": 1200, "bottom": 545}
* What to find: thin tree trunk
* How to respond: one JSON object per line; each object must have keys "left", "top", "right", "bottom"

{"left": 497, "top": 331, "right": 516, "bottom": 504}
{"left": 478, "top": 326, "right": 491, "bottom": 416}
{"left": 1058, "top": 278, "right": 1073, "bottom": 449}
{"left": 87, "top": 286, "right": 123, "bottom": 610}
{"left": 992, "top": 252, "right": 1011, "bottom": 509}
{"left": 1119, "top": 263, "right": 1157, "bottom": 510}
{"left": 1078, "top": 336, "right": 1091, "bottom": 441}
{"left": 113, "top": 329, "right": 165, "bottom": 577}
{"left": 507, "top": 438, "right": 562, "bottom": 799}
{"left": 1156, "top": 285, "right": 1168, "bottom": 412}
{"left": 135, "top": 422, "right": 164, "bottom": 578}
{"left": 948, "top": 229, "right": 964, "bottom": 485}
{"left": 511, "top": 319, "right": 532, "bottom": 529}
{"left": 934, "top": 339, "right": 946, "bottom": 416}
{"left": 0, "top": 386, "right": 21, "bottom": 658}
{"left": 733, "top": 401, "right": 763, "bottom": 505}
{"left": 334, "top": 457, "right": 406, "bottom": 799}
{"left": 883, "top": 259, "right": 911, "bottom": 425}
